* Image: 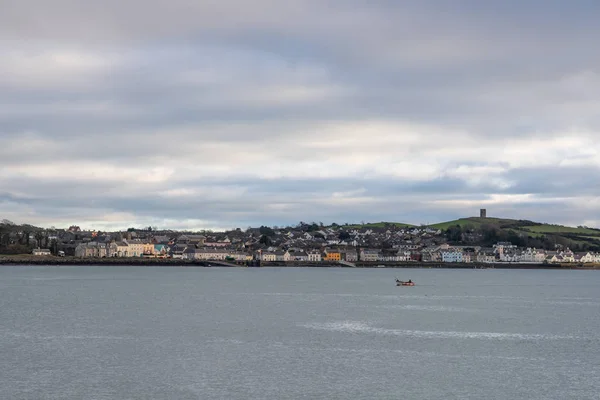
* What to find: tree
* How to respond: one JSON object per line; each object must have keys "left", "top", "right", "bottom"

{"left": 0, "top": 225, "right": 8, "bottom": 247}
{"left": 50, "top": 239, "right": 59, "bottom": 255}
{"left": 445, "top": 225, "right": 463, "bottom": 243}
{"left": 307, "top": 223, "right": 319, "bottom": 232}
{"left": 259, "top": 226, "right": 275, "bottom": 237}
{"left": 259, "top": 235, "right": 272, "bottom": 246}
{"left": 338, "top": 231, "right": 351, "bottom": 241}
{"left": 0, "top": 231, "right": 10, "bottom": 247}
{"left": 34, "top": 231, "right": 45, "bottom": 248}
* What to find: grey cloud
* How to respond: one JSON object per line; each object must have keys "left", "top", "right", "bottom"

{"left": 1, "top": 1, "right": 600, "bottom": 228}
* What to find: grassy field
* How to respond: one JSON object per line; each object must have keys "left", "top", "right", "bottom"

{"left": 524, "top": 225, "right": 600, "bottom": 235}
{"left": 428, "top": 217, "right": 516, "bottom": 230}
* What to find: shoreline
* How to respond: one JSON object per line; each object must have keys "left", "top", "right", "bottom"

{"left": 1, "top": 256, "right": 599, "bottom": 270}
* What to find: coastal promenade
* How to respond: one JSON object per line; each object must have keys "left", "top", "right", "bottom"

{"left": 1, "top": 255, "right": 598, "bottom": 269}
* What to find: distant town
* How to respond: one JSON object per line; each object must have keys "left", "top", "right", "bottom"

{"left": 2, "top": 210, "right": 600, "bottom": 267}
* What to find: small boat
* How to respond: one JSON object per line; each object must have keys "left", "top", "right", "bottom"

{"left": 395, "top": 279, "right": 415, "bottom": 286}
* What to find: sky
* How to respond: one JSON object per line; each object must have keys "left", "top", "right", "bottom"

{"left": 1, "top": 1, "right": 599, "bottom": 231}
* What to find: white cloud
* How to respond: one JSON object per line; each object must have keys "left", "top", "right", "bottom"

{"left": 2, "top": 1, "right": 600, "bottom": 229}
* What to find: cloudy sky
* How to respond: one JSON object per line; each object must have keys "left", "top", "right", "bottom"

{"left": 1, "top": 1, "right": 599, "bottom": 230}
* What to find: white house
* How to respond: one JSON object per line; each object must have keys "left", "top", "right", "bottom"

{"left": 261, "top": 252, "right": 277, "bottom": 262}
{"left": 307, "top": 250, "right": 322, "bottom": 262}
{"left": 441, "top": 250, "right": 463, "bottom": 263}
{"left": 197, "top": 248, "right": 230, "bottom": 260}
{"left": 32, "top": 248, "right": 51, "bottom": 256}
{"left": 519, "top": 248, "right": 546, "bottom": 263}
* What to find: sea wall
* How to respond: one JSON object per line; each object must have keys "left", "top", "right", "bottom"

{"left": 1, "top": 256, "right": 598, "bottom": 269}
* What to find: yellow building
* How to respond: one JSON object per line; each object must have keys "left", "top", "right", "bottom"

{"left": 324, "top": 250, "right": 341, "bottom": 261}
{"left": 142, "top": 243, "right": 155, "bottom": 255}
{"left": 126, "top": 240, "right": 145, "bottom": 257}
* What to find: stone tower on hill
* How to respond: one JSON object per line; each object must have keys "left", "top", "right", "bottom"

{"left": 480, "top": 209, "right": 487, "bottom": 218}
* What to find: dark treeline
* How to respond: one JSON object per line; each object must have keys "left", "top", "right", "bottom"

{"left": 0, "top": 220, "right": 58, "bottom": 255}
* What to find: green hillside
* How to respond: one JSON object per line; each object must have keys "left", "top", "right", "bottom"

{"left": 428, "top": 217, "right": 600, "bottom": 251}
{"left": 428, "top": 217, "right": 517, "bottom": 230}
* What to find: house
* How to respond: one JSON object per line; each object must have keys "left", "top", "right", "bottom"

{"left": 476, "top": 248, "right": 496, "bottom": 263}
{"left": 441, "top": 249, "right": 463, "bottom": 263}
{"left": 154, "top": 244, "right": 168, "bottom": 256}
{"left": 493, "top": 242, "right": 517, "bottom": 257}
{"left": 115, "top": 241, "right": 130, "bottom": 257}
{"left": 107, "top": 242, "right": 118, "bottom": 257}
{"left": 261, "top": 252, "right": 277, "bottom": 262}
{"left": 378, "top": 251, "right": 398, "bottom": 262}
{"left": 307, "top": 250, "right": 322, "bottom": 262}
{"left": 169, "top": 243, "right": 187, "bottom": 259}
{"left": 183, "top": 247, "right": 198, "bottom": 260}
{"left": 32, "top": 248, "right": 51, "bottom": 256}
{"left": 462, "top": 252, "right": 472, "bottom": 263}
{"left": 360, "top": 249, "right": 379, "bottom": 262}
{"left": 152, "top": 235, "right": 171, "bottom": 244}
{"left": 421, "top": 247, "right": 441, "bottom": 262}
{"left": 142, "top": 242, "right": 155, "bottom": 256}
{"left": 324, "top": 249, "right": 341, "bottom": 261}
{"left": 341, "top": 249, "right": 358, "bottom": 262}
{"left": 561, "top": 250, "right": 575, "bottom": 263}
{"left": 196, "top": 248, "right": 230, "bottom": 260}
{"left": 177, "top": 235, "right": 206, "bottom": 245}
{"left": 499, "top": 249, "right": 519, "bottom": 262}
{"left": 274, "top": 251, "right": 286, "bottom": 262}
{"left": 545, "top": 254, "right": 561, "bottom": 264}
{"left": 126, "top": 239, "right": 146, "bottom": 257}
{"left": 283, "top": 251, "right": 293, "bottom": 262}
{"left": 519, "top": 248, "right": 546, "bottom": 263}
{"left": 75, "top": 242, "right": 109, "bottom": 258}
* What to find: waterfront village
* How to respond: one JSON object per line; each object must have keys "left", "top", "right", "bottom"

{"left": 12, "top": 221, "right": 600, "bottom": 266}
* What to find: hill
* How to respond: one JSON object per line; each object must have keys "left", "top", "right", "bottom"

{"left": 428, "top": 217, "right": 600, "bottom": 251}
{"left": 429, "top": 217, "right": 519, "bottom": 230}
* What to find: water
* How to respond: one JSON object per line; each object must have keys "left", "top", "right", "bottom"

{"left": 1, "top": 266, "right": 599, "bottom": 400}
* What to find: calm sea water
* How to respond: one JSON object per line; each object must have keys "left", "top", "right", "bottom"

{"left": 1, "top": 266, "right": 599, "bottom": 400}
